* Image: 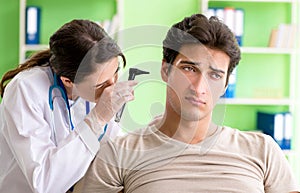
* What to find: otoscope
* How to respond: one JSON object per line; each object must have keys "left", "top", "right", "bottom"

{"left": 115, "top": 68, "right": 150, "bottom": 123}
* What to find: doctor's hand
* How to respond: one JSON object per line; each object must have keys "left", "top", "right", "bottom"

{"left": 84, "top": 80, "right": 137, "bottom": 136}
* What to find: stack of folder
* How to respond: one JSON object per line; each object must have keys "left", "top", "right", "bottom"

{"left": 205, "top": 7, "right": 244, "bottom": 46}
{"left": 26, "top": 6, "right": 41, "bottom": 44}
{"left": 257, "top": 111, "right": 292, "bottom": 150}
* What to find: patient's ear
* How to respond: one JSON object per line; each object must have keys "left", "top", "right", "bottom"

{"left": 161, "top": 60, "right": 169, "bottom": 82}
{"left": 221, "top": 85, "right": 228, "bottom": 97}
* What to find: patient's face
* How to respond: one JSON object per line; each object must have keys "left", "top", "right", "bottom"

{"left": 164, "top": 44, "right": 229, "bottom": 121}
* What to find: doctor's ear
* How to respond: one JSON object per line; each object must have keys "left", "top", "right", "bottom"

{"left": 60, "top": 76, "right": 73, "bottom": 88}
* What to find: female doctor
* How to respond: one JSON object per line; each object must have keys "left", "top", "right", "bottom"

{"left": 0, "top": 19, "right": 136, "bottom": 193}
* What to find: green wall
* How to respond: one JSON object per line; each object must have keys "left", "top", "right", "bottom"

{"left": 26, "top": 0, "right": 116, "bottom": 45}
{"left": 0, "top": 0, "right": 297, "bottom": 130}
{"left": 0, "top": 0, "right": 19, "bottom": 80}
{"left": 121, "top": 0, "right": 199, "bottom": 130}
{"left": 120, "top": 1, "right": 294, "bottom": 132}
{"left": 209, "top": 2, "right": 291, "bottom": 47}
{"left": 0, "top": 0, "right": 299, "bottom": 183}
{"left": 0, "top": 0, "right": 116, "bottom": 102}
{"left": 293, "top": 0, "right": 300, "bottom": 182}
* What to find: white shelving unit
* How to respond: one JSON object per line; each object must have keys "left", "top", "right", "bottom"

{"left": 200, "top": 0, "right": 299, "bottom": 174}
{"left": 19, "top": 0, "right": 27, "bottom": 64}
{"left": 19, "top": 0, "right": 123, "bottom": 63}
{"left": 240, "top": 47, "right": 296, "bottom": 54}
{"left": 200, "top": 0, "right": 298, "bottom": 109}
{"left": 200, "top": 0, "right": 297, "bottom": 12}
{"left": 218, "top": 46, "right": 296, "bottom": 106}
{"left": 218, "top": 98, "right": 292, "bottom": 105}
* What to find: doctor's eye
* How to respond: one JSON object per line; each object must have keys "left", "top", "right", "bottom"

{"left": 115, "top": 66, "right": 120, "bottom": 73}
{"left": 94, "top": 81, "right": 108, "bottom": 89}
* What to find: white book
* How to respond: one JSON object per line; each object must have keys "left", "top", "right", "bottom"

{"left": 276, "top": 24, "right": 289, "bottom": 48}
{"left": 224, "top": 7, "right": 235, "bottom": 33}
{"left": 215, "top": 8, "right": 224, "bottom": 22}
{"left": 205, "top": 8, "right": 215, "bottom": 19}
{"left": 234, "top": 9, "right": 244, "bottom": 46}
{"left": 287, "top": 24, "right": 297, "bottom": 48}
{"left": 283, "top": 112, "right": 292, "bottom": 149}
{"left": 274, "top": 113, "right": 284, "bottom": 143}
{"left": 101, "top": 19, "right": 111, "bottom": 33}
{"left": 108, "top": 14, "right": 120, "bottom": 37}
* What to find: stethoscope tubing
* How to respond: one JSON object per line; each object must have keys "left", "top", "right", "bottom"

{"left": 48, "top": 72, "right": 108, "bottom": 144}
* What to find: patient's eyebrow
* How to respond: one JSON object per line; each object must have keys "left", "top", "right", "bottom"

{"left": 209, "top": 66, "right": 225, "bottom": 74}
{"left": 178, "top": 60, "right": 201, "bottom": 66}
{"left": 179, "top": 60, "right": 225, "bottom": 74}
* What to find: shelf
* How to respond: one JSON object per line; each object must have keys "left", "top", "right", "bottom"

{"left": 202, "top": 0, "right": 300, "bottom": 181}
{"left": 19, "top": 0, "right": 122, "bottom": 63}
{"left": 22, "top": 46, "right": 295, "bottom": 58}
{"left": 218, "top": 98, "right": 291, "bottom": 105}
{"left": 283, "top": 149, "right": 296, "bottom": 156}
{"left": 207, "top": 0, "right": 294, "bottom": 2}
{"left": 240, "top": 47, "right": 296, "bottom": 54}
{"left": 25, "top": 44, "right": 49, "bottom": 51}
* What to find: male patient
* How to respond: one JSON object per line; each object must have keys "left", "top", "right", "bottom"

{"left": 74, "top": 14, "right": 299, "bottom": 193}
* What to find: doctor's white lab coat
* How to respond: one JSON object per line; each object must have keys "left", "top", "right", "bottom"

{"left": 0, "top": 66, "right": 121, "bottom": 193}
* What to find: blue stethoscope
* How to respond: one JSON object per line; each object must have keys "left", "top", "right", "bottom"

{"left": 48, "top": 72, "right": 107, "bottom": 145}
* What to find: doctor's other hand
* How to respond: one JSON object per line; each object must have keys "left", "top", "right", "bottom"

{"left": 84, "top": 80, "right": 138, "bottom": 135}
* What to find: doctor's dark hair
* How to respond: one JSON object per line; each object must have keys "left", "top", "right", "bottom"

{"left": 162, "top": 13, "right": 241, "bottom": 86}
{"left": 0, "top": 19, "right": 125, "bottom": 98}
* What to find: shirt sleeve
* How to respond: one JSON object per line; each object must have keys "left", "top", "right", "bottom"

{"left": 73, "top": 141, "right": 124, "bottom": 193}
{"left": 1, "top": 78, "right": 99, "bottom": 193}
{"left": 263, "top": 135, "right": 300, "bottom": 193}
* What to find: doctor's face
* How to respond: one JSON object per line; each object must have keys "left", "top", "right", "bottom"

{"left": 73, "top": 57, "right": 120, "bottom": 102}
{"left": 162, "top": 44, "right": 229, "bottom": 121}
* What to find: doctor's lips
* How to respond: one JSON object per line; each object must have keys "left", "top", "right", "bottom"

{"left": 185, "top": 96, "right": 206, "bottom": 106}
